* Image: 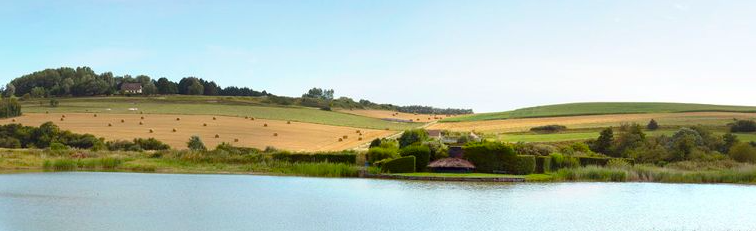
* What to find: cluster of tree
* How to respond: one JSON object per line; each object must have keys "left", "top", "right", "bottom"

{"left": 0, "top": 97, "right": 21, "bottom": 118}
{"left": 105, "top": 138, "right": 171, "bottom": 151}
{"left": 5, "top": 67, "right": 270, "bottom": 98}
{"left": 356, "top": 99, "right": 473, "bottom": 115}
{"left": 367, "top": 129, "right": 448, "bottom": 172}
{"left": 530, "top": 124, "right": 567, "bottom": 133}
{"left": 730, "top": 119, "right": 756, "bottom": 133}
{"left": 0, "top": 122, "right": 102, "bottom": 149}
{"left": 587, "top": 123, "right": 750, "bottom": 164}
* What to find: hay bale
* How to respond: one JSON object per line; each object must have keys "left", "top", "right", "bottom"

{"left": 213, "top": 117, "right": 217, "bottom": 120}
{"left": 60, "top": 118, "right": 64, "bottom": 121}
{"left": 356, "top": 130, "right": 360, "bottom": 133}
{"left": 141, "top": 116, "right": 144, "bottom": 120}
{"left": 234, "top": 138, "right": 239, "bottom": 142}
{"left": 244, "top": 116, "right": 249, "bottom": 119}
{"left": 385, "top": 128, "right": 389, "bottom": 130}
{"left": 11, "top": 119, "right": 16, "bottom": 122}
{"left": 250, "top": 117, "right": 255, "bottom": 121}
{"left": 139, "top": 121, "right": 143, "bottom": 125}
{"left": 121, "top": 119, "right": 125, "bottom": 123}
{"left": 94, "top": 114, "right": 97, "bottom": 117}
{"left": 172, "top": 128, "right": 177, "bottom": 132}
{"left": 176, "top": 117, "right": 180, "bottom": 121}
{"left": 62, "top": 115, "right": 66, "bottom": 118}
{"left": 358, "top": 137, "right": 363, "bottom": 141}
{"left": 140, "top": 111, "right": 144, "bottom": 114}
{"left": 215, "top": 134, "right": 220, "bottom": 138}
{"left": 45, "top": 111, "right": 49, "bottom": 114}
{"left": 273, "top": 133, "right": 278, "bottom": 137}
{"left": 149, "top": 129, "right": 154, "bottom": 133}
{"left": 343, "top": 135, "right": 348, "bottom": 139}
{"left": 338, "top": 138, "right": 343, "bottom": 142}
{"left": 287, "top": 121, "right": 291, "bottom": 124}
{"left": 108, "top": 123, "right": 112, "bottom": 127}
{"left": 203, "top": 123, "right": 207, "bottom": 126}
{"left": 264, "top": 123, "right": 268, "bottom": 127}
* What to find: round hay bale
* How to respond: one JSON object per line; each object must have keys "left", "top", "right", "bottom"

{"left": 176, "top": 117, "right": 180, "bottom": 121}
{"left": 234, "top": 138, "right": 239, "bottom": 142}
{"left": 338, "top": 138, "right": 343, "bottom": 142}
{"left": 244, "top": 116, "right": 249, "bottom": 119}
{"left": 358, "top": 137, "right": 363, "bottom": 141}
{"left": 140, "top": 111, "right": 144, "bottom": 114}
{"left": 172, "top": 128, "right": 177, "bottom": 132}
{"left": 139, "top": 121, "right": 143, "bottom": 125}
{"left": 264, "top": 123, "right": 268, "bottom": 127}
{"left": 287, "top": 121, "right": 291, "bottom": 124}
{"left": 213, "top": 117, "right": 217, "bottom": 120}
{"left": 149, "top": 129, "right": 154, "bottom": 133}
{"left": 356, "top": 130, "right": 360, "bottom": 133}
{"left": 60, "top": 118, "right": 64, "bottom": 121}
{"left": 203, "top": 123, "right": 207, "bottom": 126}
{"left": 121, "top": 119, "right": 125, "bottom": 123}
{"left": 11, "top": 119, "right": 16, "bottom": 122}
{"left": 45, "top": 111, "right": 49, "bottom": 114}
{"left": 273, "top": 133, "right": 278, "bottom": 137}
{"left": 62, "top": 115, "right": 66, "bottom": 118}
{"left": 250, "top": 117, "right": 255, "bottom": 121}
{"left": 94, "top": 114, "right": 97, "bottom": 117}
{"left": 215, "top": 134, "right": 220, "bottom": 138}
{"left": 108, "top": 123, "right": 112, "bottom": 127}
{"left": 141, "top": 116, "right": 144, "bottom": 120}
{"left": 343, "top": 135, "right": 348, "bottom": 139}
{"left": 385, "top": 128, "right": 389, "bottom": 130}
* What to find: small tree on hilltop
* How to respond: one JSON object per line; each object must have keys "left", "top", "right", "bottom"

{"left": 647, "top": 119, "right": 659, "bottom": 131}
{"left": 591, "top": 127, "right": 614, "bottom": 155}
{"left": 187, "top": 135, "right": 207, "bottom": 151}
{"left": 398, "top": 129, "right": 428, "bottom": 148}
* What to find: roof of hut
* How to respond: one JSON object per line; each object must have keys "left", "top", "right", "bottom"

{"left": 427, "top": 158, "right": 475, "bottom": 169}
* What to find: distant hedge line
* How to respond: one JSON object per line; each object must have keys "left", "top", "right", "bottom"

{"left": 272, "top": 152, "right": 356, "bottom": 164}
{"left": 382, "top": 156, "right": 416, "bottom": 173}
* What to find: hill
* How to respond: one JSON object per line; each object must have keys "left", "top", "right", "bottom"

{"left": 441, "top": 102, "right": 756, "bottom": 122}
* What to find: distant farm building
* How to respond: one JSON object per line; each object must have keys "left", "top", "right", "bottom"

{"left": 427, "top": 158, "right": 475, "bottom": 173}
{"left": 121, "top": 83, "right": 143, "bottom": 94}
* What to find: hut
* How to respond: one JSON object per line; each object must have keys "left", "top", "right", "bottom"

{"left": 427, "top": 158, "right": 475, "bottom": 173}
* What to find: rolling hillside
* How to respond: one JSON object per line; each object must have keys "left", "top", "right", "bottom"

{"left": 441, "top": 102, "right": 756, "bottom": 122}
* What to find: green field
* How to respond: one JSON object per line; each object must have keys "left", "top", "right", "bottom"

{"left": 443, "top": 102, "right": 756, "bottom": 122}
{"left": 492, "top": 130, "right": 756, "bottom": 143}
{"left": 20, "top": 96, "right": 421, "bottom": 130}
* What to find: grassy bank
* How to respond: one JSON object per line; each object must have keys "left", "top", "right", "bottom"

{"left": 553, "top": 162, "right": 756, "bottom": 184}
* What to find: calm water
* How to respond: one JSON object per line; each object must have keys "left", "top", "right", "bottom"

{"left": 1, "top": 172, "right": 756, "bottom": 231}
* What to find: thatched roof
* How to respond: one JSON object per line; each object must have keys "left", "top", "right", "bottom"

{"left": 427, "top": 158, "right": 475, "bottom": 169}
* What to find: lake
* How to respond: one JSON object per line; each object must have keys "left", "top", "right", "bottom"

{"left": 1, "top": 172, "right": 755, "bottom": 231}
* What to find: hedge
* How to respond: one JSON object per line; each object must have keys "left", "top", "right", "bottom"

{"left": 272, "top": 153, "right": 356, "bottom": 164}
{"left": 400, "top": 145, "right": 431, "bottom": 172}
{"left": 578, "top": 156, "right": 611, "bottom": 166}
{"left": 382, "top": 156, "right": 416, "bottom": 173}
{"left": 367, "top": 147, "right": 399, "bottom": 163}
{"left": 463, "top": 142, "right": 516, "bottom": 173}
{"left": 513, "top": 155, "right": 536, "bottom": 175}
{"left": 535, "top": 156, "right": 552, "bottom": 173}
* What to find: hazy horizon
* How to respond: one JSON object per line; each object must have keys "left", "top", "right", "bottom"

{"left": 2, "top": 0, "right": 756, "bottom": 112}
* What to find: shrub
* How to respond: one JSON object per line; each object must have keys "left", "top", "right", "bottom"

{"left": 49, "top": 142, "right": 69, "bottom": 151}
{"left": 369, "top": 138, "right": 382, "bottom": 148}
{"left": 187, "top": 135, "right": 206, "bottom": 151}
{"left": 400, "top": 145, "right": 431, "bottom": 172}
{"left": 607, "top": 158, "right": 631, "bottom": 169}
{"left": 730, "top": 120, "right": 756, "bottom": 133}
{"left": 367, "top": 147, "right": 399, "bottom": 163}
{"left": 578, "top": 156, "right": 611, "bottom": 166}
{"left": 381, "top": 156, "right": 416, "bottom": 173}
{"left": 0, "top": 137, "right": 21, "bottom": 148}
{"left": 398, "top": 129, "right": 428, "bottom": 148}
{"left": 535, "top": 156, "right": 552, "bottom": 173}
{"left": 530, "top": 124, "right": 566, "bottom": 133}
{"left": 0, "top": 97, "right": 22, "bottom": 118}
{"left": 134, "top": 138, "right": 170, "bottom": 150}
{"left": 106, "top": 140, "right": 141, "bottom": 151}
{"left": 729, "top": 143, "right": 756, "bottom": 163}
{"left": 513, "top": 155, "right": 536, "bottom": 175}
{"left": 462, "top": 142, "right": 516, "bottom": 173}
{"left": 272, "top": 152, "right": 357, "bottom": 164}
{"left": 647, "top": 119, "right": 659, "bottom": 130}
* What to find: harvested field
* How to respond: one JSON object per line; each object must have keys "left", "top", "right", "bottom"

{"left": 0, "top": 113, "right": 395, "bottom": 152}
{"left": 430, "top": 112, "right": 756, "bottom": 133}
{"left": 337, "top": 109, "right": 453, "bottom": 122}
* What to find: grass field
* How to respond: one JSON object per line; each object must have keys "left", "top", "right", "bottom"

{"left": 443, "top": 102, "right": 756, "bottom": 122}
{"left": 20, "top": 97, "right": 422, "bottom": 130}
{"left": 1, "top": 113, "right": 394, "bottom": 151}
{"left": 336, "top": 109, "right": 453, "bottom": 122}
{"left": 429, "top": 112, "right": 756, "bottom": 133}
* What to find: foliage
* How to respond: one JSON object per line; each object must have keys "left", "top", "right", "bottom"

{"left": 381, "top": 156, "right": 416, "bottom": 173}
{"left": 0, "top": 122, "right": 103, "bottom": 149}
{"left": 590, "top": 127, "right": 614, "bottom": 155}
{"left": 302, "top": 87, "right": 334, "bottom": 100}
{"left": 513, "top": 142, "right": 556, "bottom": 156}
{"left": 49, "top": 99, "right": 59, "bottom": 107}
{"left": 134, "top": 138, "right": 171, "bottom": 150}
{"left": 535, "top": 156, "right": 552, "bottom": 173}
{"left": 647, "top": 119, "right": 659, "bottom": 130}
{"left": 369, "top": 138, "right": 382, "bottom": 148}
{"left": 394, "top": 105, "right": 473, "bottom": 115}
{"left": 423, "top": 140, "right": 448, "bottom": 161}
{"left": 462, "top": 141, "right": 516, "bottom": 173}
{"left": 529, "top": 124, "right": 566, "bottom": 133}
{"left": 367, "top": 147, "right": 399, "bottom": 163}
{"left": 398, "top": 129, "right": 428, "bottom": 148}
{"left": 513, "top": 155, "right": 536, "bottom": 175}
{"left": 187, "top": 135, "right": 207, "bottom": 151}
{"left": 400, "top": 145, "right": 431, "bottom": 172}
{"left": 729, "top": 143, "right": 756, "bottom": 163}
{"left": 272, "top": 152, "right": 357, "bottom": 164}
{"left": 730, "top": 119, "right": 756, "bottom": 133}
{"left": 578, "top": 156, "right": 611, "bottom": 166}
{"left": 607, "top": 158, "right": 631, "bottom": 169}
{"left": 0, "top": 97, "right": 22, "bottom": 118}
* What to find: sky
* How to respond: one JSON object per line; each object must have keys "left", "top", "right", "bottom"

{"left": 1, "top": 0, "right": 755, "bottom": 112}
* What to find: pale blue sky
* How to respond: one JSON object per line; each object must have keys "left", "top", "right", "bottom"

{"left": 1, "top": 0, "right": 755, "bottom": 112}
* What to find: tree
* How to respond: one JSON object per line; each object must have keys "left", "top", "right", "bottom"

{"left": 302, "top": 87, "right": 334, "bottom": 100}
{"left": 667, "top": 128, "right": 703, "bottom": 161}
{"left": 202, "top": 80, "right": 220, "bottom": 95}
{"left": 187, "top": 136, "right": 207, "bottom": 151}
{"left": 369, "top": 138, "right": 382, "bottom": 148}
{"left": 398, "top": 129, "right": 428, "bottom": 148}
{"left": 730, "top": 120, "right": 756, "bottom": 133}
{"left": 30, "top": 87, "right": 46, "bottom": 98}
{"left": 591, "top": 127, "right": 614, "bottom": 155}
{"left": 156, "top": 77, "right": 178, "bottom": 94}
{"left": 49, "top": 99, "right": 59, "bottom": 107}
{"left": 647, "top": 119, "right": 659, "bottom": 130}
{"left": 187, "top": 81, "right": 204, "bottom": 95}
{"left": 4, "top": 83, "right": 15, "bottom": 97}
{"left": 722, "top": 133, "right": 739, "bottom": 153}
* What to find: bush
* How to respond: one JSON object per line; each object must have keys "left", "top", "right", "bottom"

{"left": 400, "top": 145, "right": 431, "bottom": 172}
{"left": 647, "top": 119, "right": 659, "bottom": 130}
{"left": 49, "top": 142, "right": 69, "bottom": 151}
{"left": 729, "top": 143, "right": 756, "bottom": 163}
{"left": 462, "top": 142, "right": 516, "bottom": 173}
{"left": 398, "top": 129, "right": 428, "bottom": 148}
{"left": 272, "top": 152, "right": 357, "bottom": 164}
{"left": 607, "top": 158, "right": 631, "bottom": 169}
{"left": 730, "top": 120, "right": 756, "bottom": 133}
{"left": 514, "top": 155, "right": 536, "bottom": 175}
{"left": 530, "top": 125, "right": 566, "bottom": 133}
{"left": 514, "top": 142, "right": 557, "bottom": 156}
{"left": 49, "top": 99, "right": 59, "bottom": 107}
{"left": 134, "top": 138, "right": 170, "bottom": 150}
{"left": 367, "top": 147, "right": 399, "bottom": 163}
{"left": 578, "top": 156, "right": 611, "bottom": 166}
{"left": 187, "top": 135, "right": 206, "bottom": 151}
{"left": 535, "top": 156, "right": 552, "bottom": 173}
{"left": 106, "top": 140, "right": 141, "bottom": 151}
{"left": 381, "top": 156, "right": 416, "bottom": 173}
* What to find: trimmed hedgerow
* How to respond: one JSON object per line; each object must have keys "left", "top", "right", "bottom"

{"left": 536, "top": 156, "right": 552, "bottom": 173}
{"left": 400, "top": 145, "right": 431, "bottom": 172}
{"left": 382, "top": 156, "right": 416, "bottom": 173}
{"left": 463, "top": 142, "right": 516, "bottom": 173}
{"left": 272, "top": 152, "right": 357, "bottom": 164}
{"left": 578, "top": 156, "right": 611, "bottom": 166}
{"left": 367, "top": 147, "right": 399, "bottom": 163}
{"left": 514, "top": 155, "right": 536, "bottom": 175}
